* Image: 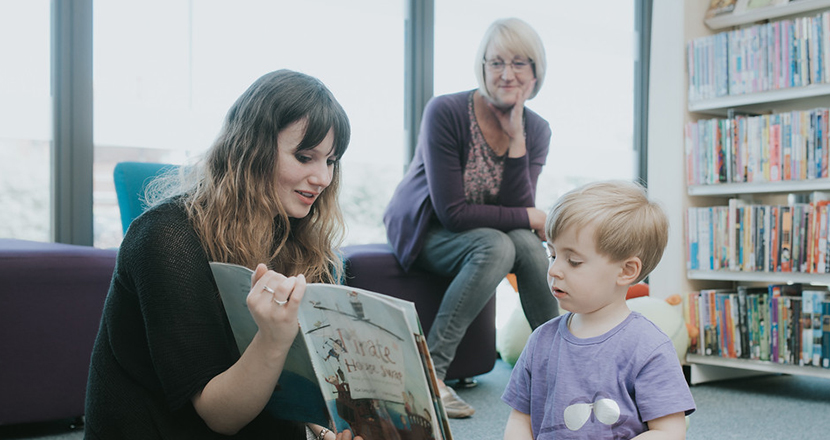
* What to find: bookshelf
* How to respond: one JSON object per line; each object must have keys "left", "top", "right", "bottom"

{"left": 683, "top": 0, "right": 830, "bottom": 384}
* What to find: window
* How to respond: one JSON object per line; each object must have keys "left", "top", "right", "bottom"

{"left": 0, "top": 0, "right": 51, "bottom": 241}
{"left": 93, "top": 0, "right": 405, "bottom": 248}
{"left": 11, "top": 1, "right": 642, "bottom": 252}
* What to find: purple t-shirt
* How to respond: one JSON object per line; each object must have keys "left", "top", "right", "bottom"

{"left": 502, "top": 312, "right": 695, "bottom": 439}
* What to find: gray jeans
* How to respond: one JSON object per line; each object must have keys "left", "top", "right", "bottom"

{"left": 414, "top": 226, "right": 559, "bottom": 379}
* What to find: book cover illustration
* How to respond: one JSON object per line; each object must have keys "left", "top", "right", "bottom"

{"left": 299, "top": 284, "right": 447, "bottom": 440}
{"left": 209, "top": 262, "right": 450, "bottom": 440}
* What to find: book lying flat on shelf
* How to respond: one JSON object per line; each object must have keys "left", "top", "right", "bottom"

{"left": 743, "top": 0, "right": 788, "bottom": 10}
{"left": 706, "top": 0, "right": 739, "bottom": 19}
{"left": 209, "top": 262, "right": 452, "bottom": 440}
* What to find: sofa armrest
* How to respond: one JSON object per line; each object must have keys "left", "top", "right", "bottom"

{"left": 0, "top": 239, "right": 116, "bottom": 425}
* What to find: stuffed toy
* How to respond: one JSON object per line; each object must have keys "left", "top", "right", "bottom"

{"left": 497, "top": 283, "right": 694, "bottom": 365}
{"left": 626, "top": 293, "right": 690, "bottom": 364}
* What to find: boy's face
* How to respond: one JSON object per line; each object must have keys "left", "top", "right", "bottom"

{"left": 546, "top": 223, "right": 628, "bottom": 315}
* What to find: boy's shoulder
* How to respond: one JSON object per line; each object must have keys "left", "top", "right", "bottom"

{"left": 526, "top": 314, "right": 569, "bottom": 346}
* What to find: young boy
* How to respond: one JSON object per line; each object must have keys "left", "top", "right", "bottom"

{"left": 502, "top": 180, "right": 695, "bottom": 439}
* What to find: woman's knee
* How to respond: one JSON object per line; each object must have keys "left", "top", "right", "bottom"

{"left": 507, "top": 229, "right": 548, "bottom": 268}
{"left": 467, "top": 229, "right": 515, "bottom": 269}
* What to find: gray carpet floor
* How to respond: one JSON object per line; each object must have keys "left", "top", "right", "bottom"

{"left": 3, "top": 358, "right": 830, "bottom": 439}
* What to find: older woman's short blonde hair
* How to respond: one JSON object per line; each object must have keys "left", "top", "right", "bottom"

{"left": 475, "top": 18, "right": 546, "bottom": 100}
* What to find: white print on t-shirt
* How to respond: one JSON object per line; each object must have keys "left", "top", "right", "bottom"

{"left": 563, "top": 397, "right": 621, "bottom": 431}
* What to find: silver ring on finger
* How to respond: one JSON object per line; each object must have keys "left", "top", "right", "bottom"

{"left": 273, "top": 298, "right": 288, "bottom": 306}
{"left": 263, "top": 285, "right": 275, "bottom": 294}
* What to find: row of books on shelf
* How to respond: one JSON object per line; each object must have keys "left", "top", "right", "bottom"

{"left": 686, "top": 196, "right": 830, "bottom": 272}
{"left": 683, "top": 285, "right": 830, "bottom": 368}
{"left": 688, "top": 10, "right": 830, "bottom": 100}
{"left": 685, "top": 107, "right": 829, "bottom": 185}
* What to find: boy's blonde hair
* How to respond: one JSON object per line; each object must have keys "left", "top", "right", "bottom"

{"left": 545, "top": 180, "right": 668, "bottom": 284}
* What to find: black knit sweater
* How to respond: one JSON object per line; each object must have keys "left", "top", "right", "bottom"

{"left": 84, "top": 199, "right": 305, "bottom": 439}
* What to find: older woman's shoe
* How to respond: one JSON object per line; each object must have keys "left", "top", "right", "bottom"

{"left": 440, "top": 385, "right": 475, "bottom": 418}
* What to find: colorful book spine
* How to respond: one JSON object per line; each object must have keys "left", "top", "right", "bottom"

{"left": 823, "top": 301, "right": 830, "bottom": 368}
{"left": 759, "top": 291, "right": 770, "bottom": 361}
{"left": 780, "top": 206, "right": 793, "bottom": 272}
{"left": 771, "top": 295, "right": 780, "bottom": 362}
{"left": 813, "top": 291, "right": 826, "bottom": 366}
{"left": 737, "top": 289, "right": 750, "bottom": 358}
{"left": 749, "top": 294, "right": 760, "bottom": 359}
{"left": 803, "top": 291, "right": 814, "bottom": 365}
{"left": 790, "top": 297, "right": 802, "bottom": 365}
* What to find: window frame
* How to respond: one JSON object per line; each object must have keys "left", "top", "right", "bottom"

{"left": 50, "top": 0, "right": 650, "bottom": 246}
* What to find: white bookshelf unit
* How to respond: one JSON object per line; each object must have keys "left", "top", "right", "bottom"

{"left": 684, "top": 0, "right": 830, "bottom": 385}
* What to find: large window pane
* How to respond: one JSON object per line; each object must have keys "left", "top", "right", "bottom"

{"left": 93, "top": 0, "right": 405, "bottom": 248}
{"left": 0, "top": 0, "right": 51, "bottom": 241}
{"left": 434, "top": 1, "right": 637, "bottom": 212}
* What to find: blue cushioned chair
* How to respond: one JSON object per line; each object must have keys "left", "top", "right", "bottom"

{"left": 112, "top": 161, "right": 180, "bottom": 234}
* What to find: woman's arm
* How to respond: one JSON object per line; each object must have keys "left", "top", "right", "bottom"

{"left": 498, "top": 108, "right": 551, "bottom": 208}
{"left": 192, "top": 265, "right": 305, "bottom": 434}
{"left": 504, "top": 409, "right": 534, "bottom": 440}
{"left": 422, "top": 94, "right": 531, "bottom": 232}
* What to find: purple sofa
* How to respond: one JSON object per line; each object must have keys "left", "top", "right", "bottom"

{"left": 342, "top": 243, "right": 497, "bottom": 381}
{"left": 0, "top": 239, "right": 117, "bottom": 425}
{"left": 0, "top": 240, "right": 495, "bottom": 425}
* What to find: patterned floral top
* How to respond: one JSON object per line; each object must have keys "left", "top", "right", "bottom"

{"left": 463, "top": 91, "right": 506, "bottom": 205}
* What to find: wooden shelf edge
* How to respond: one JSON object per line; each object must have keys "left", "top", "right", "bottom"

{"left": 688, "top": 83, "right": 830, "bottom": 113}
{"left": 705, "top": 0, "right": 830, "bottom": 30}
{"left": 686, "top": 270, "right": 830, "bottom": 284}
{"left": 687, "top": 179, "right": 830, "bottom": 196}
{"left": 686, "top": 353, "right": 830, "bottom": 380}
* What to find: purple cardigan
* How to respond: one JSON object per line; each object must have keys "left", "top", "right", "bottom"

{"left": 383, "top": 90, "right": 551, "bottom": 271}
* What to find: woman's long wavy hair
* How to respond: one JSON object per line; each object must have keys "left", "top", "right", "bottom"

{"left": 148, "top": 69, "right": 350, "bottom": 283}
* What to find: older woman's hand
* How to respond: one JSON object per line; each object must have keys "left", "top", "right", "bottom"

{"left": 527, "top": 207, "right": 547, "bottom": 241}
{"left": 488, "top": 78, "right": 537, "bottom": 158}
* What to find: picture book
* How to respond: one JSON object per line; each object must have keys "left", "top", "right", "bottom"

{"left": 209, "top": 262, "right": 452, "bottom": 440}
{"left": 743, "top": 0, "right": 787, "bottom": 11}
{"left": 706, "top": 0, "right": 738, "bottom": 19}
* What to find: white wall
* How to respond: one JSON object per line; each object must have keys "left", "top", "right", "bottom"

{"left": 646, "top": 1, "right": 688, "bottom": 300}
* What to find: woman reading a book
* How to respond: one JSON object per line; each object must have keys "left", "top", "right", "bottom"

{"left": 383, "top": 17, "right": 559, "bottom": 418}
{"left": 85, "top": 70, "right": 361, "bottom": 440}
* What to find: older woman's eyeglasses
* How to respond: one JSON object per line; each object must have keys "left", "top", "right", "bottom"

{"left": 483, "top": 57, "right": 533, "bottom": 73}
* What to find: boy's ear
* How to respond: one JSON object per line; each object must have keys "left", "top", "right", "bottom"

{"left": 617, "top": 257, "right": 642, "bottom": 286}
